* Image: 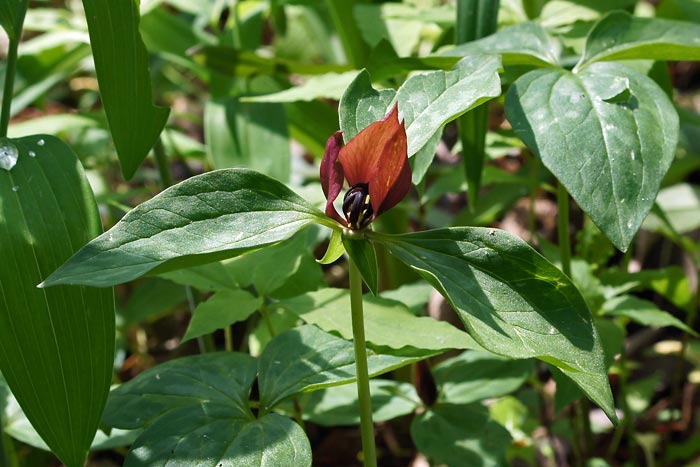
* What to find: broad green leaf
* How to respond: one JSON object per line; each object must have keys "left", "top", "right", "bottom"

{"left": 0, "top": 0, "right": 27, "bottom": 40}
{"left": 657, "top": 0, "right": 700, "bottom": 24}
{"left": 0, "top": 136, "right": 114, "bottom": 467}
{"left": 600, "top": 266, "right": 693, "bottom": 312}
{"left": 224, "top": 230, "right": 319, "bottom": 297}
{"left": 82, "top": 0, "right": 170, "bottom": 179}
{"left": 244, "top": 71, "right": 361, "bottom": 103}
{"left": 380, "top": 281, "right": 433, "bottom": 315}
{"left": 354, "top": 4, "right": 424, "bottom": 56}
{"left": 103, "top": 353, "right": 312, "bottom": 467}
{"left": 42, "top": 169, "right": 326, "bottom": 288}
{"left": 121, "top": 278, "right": 187, "bottom": 324}
{"left": 276, "top": 289, "right": 483, "bottom": 352}
{"left": 577, "top": 11, "right": 700, "bottom": 68}
{"left": 434, "top": 351, "right": 534, "bottom": 404}
{"left": 643, "top": 184, "right": 700, "bottom": 234}
{"left": 258, "top": 325, "right": 425, "bottom": 411}
{"left": 1, "top": 374, "right": 138, "bottom": 452}
{"left": 160, "top": 261, "right": 238, "bottom": 292}
{"left": 343, "top": 235, "right": 379, "bottom": 295}
{"left": 411, "top": 403, "right": 511, "bottom": 467}
{"left": 182, "top": 290, "right": 262, "bottom": 343}
{"left": 205, "top": 98, "right": 291, "bottom": 181}
{"left": 506, "top": 63, "right": 678, "bottom": 251}
{"left": 339, "top": 70, "right": 397, "bottom": 143}
{"left": 438, "top": 22, "right": 560, "bottom": 67}
{"left": 373, "top": 227, "right": 616, "bottom": 421}
{"left": 602, "top": 295, "right": 697, "bottom": 335}
{"left": 296, "top": 380, "right": 420, "bottom": 426}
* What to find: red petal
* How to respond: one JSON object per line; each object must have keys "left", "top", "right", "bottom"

{"left": 319, "top": 131, "right": 345, "bottom": 223}
{"left": 338, "top": 104, "right": 409, "bottom": 218}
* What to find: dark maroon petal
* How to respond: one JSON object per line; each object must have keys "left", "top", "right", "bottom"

{"left": 319, "top": 131, "right": 345, "bottom": 223}
{"left": 338, "top": 104, "right": 409, "bottom": 219}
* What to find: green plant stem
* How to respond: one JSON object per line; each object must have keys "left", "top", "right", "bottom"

{"left": 153, "top": 138, "right": 174, "bottom": 187}
{"left": 557, "top": 182, "right": 571, "bottom": 277}
{"left": 0, "top": 427, "right": 11, "bottom": 467}
{"left": 0, "top": 37, "right": 19, "bottom": 138}
{"left": 259, "top": 304, "right": 276, "bottom": 337}
{"left": 349, "top": 258, "right": 377, "bottom": 467}
{"left": 224, "top": 325, "right": 234, "bottom": 352}
{"left": 324, "top": 0, "right": 368, "bottom": 68}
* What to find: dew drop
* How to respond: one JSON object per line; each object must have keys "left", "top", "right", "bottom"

{"left": 0, "top": 141, "right": 19, "bottom": 171}
{"left": 108, "top": 232, "right": 115, "bottom": 242}
{"left": 155, "top": 373, "right": 161, "bottom": 380}
{"left": 630, "top": 150, "right": 636, "bottom": 161}
{"left": 548, "top": 327, "right": 556, "bottom": 335}
{"left": 627, "top": 220, "right": 633, "bottom": 229}
{"left": 620, "top": 198, "right": 626, "bottom": 204}
{"left": 28, "top": 150, "right": 36, "bottom": 158}
{"left": 37, "top": 139, "right": 45, "bottom": 146}
{"left": 11, "top": 185, "right": 19, "bottom": 192}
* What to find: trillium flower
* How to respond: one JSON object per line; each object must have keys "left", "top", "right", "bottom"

{"left": 320, "top": 104, "right": 411, "bottom": 231}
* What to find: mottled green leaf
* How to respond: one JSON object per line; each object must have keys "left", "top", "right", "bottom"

{"left": 506, "top": 63, "right": 678, "bottom": 251}
{"left": 602, "top": 295, "right": 696, "bottom": 335}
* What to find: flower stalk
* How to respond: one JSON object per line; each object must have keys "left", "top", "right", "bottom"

{"left": 349, "top": 257, "right": 377, "bottom": 467}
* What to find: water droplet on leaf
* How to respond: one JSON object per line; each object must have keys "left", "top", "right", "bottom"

{"left": 0, "top": 142, "right": 19, "bottom": 171}
{"left": 12, "top": 186, "right": 19, "bottom": 192}
{"left": 37, "top": 139, "right": 45, "bottom": 146}
{"left": 28, "top": 151, "right": 36, "bottom": 157}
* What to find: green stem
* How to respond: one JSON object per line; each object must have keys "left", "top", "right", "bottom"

{"left": 349, "top": 258, "right": 377, "bottom": 467}
{"left": 259, "top": 304, "right": 276, "bottom": 337}
{"left": 557, "top": 182, "right": 571, "bottom": 277}
{"left": 224, "top": 325, "right": 233, "bottom": 352}
{"left": 153, "top": 137, "right": 174, "bottom": 187}
{"left": 324, "top": 0, "right": 368, "bottom": 67}
{"left": 0, "top": 425, "right": 11, "bottom": 467}
{"left": 0, "top": 36, "right": 19, "bottom": 137}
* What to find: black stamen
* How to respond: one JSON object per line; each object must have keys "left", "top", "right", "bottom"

{"left": 342, "top": 183, "right": 373, "bottom": 230}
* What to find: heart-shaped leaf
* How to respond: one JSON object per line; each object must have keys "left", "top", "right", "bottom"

{"left": 103, "top": 353, "right": 312, "bottom": 467}
{"left": 373, "top": 227, "right": 616, "bottom": 421}
{"left": 258, "top": 325, "right": 425, "bottom": 411}
{"left": 577, "top": 10, "right": 700, "bottom": 68}
{"left": 506, "top": 62, "right": 678, "bottom": 251}
{"left": 0, "top": 136, "right": 114, "bottom": 467}
{"left": 42, "top": 169, "right": 326, "bottom": 288}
